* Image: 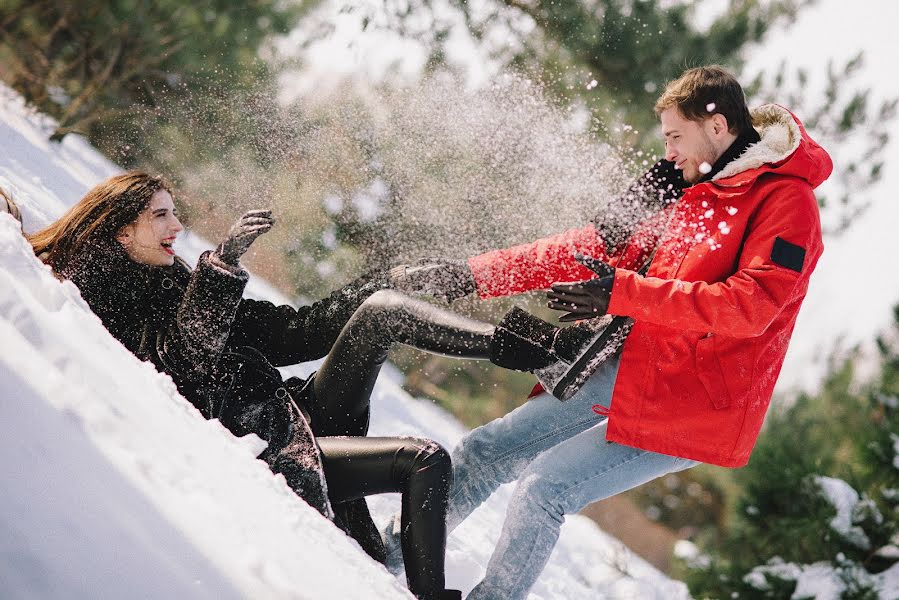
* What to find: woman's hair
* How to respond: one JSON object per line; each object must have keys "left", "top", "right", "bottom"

{"left": 1, "top": 187, "right": 22, "bottom": 224}
{"left": 28, "top": 171, "right": 171, "bottom": 271}
{"left": 654, "top": 65, "right": 754, "bottom": 137}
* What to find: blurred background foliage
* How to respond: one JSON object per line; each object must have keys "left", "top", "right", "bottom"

{"left": 2, "top": 0, "right": 897, "bottom": 586}
{"left": 678, "top": 306, "right": 899, "bottom": 598}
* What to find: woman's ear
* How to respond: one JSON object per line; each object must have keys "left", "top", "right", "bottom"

{"left": 116, "top": 224, "right": 134, "bottom": 248}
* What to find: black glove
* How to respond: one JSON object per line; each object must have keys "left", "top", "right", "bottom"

{"left": 593, "top": 158, "right": 685, "bottom": 253}
{"left": 546, "top": 253, "right": 615, "bottom": 322}
{"left": 389, "top": 258, "right": 476, "bottom": 303}
{"left": 216, "top": 209, "right": 275, "bottom": 265}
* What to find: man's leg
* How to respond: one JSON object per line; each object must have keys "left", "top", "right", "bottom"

{"left": 448, "top": 355, "right": 621, "bottom": 531}
{"left": 467, "top": 420, "right": 699, "bottom": 600}
{"left": 383, "top": 356, "right": 622, "bottom": 571}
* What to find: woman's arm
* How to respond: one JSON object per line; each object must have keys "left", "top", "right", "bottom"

{"left": 151, "top": 252, "right": 249, "bottom": 379}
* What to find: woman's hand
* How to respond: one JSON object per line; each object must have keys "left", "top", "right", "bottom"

{"left": 216, "top": 210, "right": 275, "bottom": 265}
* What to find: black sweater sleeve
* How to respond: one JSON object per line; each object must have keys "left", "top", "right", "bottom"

{"left": 151, "top": 252, "right": 249, "bottom": 380}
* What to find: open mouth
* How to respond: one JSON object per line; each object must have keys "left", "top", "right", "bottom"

{"left": 160, "top": 240, "right": 175, "bottom": 256}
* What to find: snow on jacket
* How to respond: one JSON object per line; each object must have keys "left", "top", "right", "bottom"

{"left": 467, "top": 104, "right": 832, "bottom": 467}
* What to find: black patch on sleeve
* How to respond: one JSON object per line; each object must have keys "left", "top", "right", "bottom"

{"left": 771, "top": 237, "right": 806, "bottom": 273}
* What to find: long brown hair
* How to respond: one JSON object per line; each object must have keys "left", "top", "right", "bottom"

{"left": 28, "top": 171, "right": 171, "bottom": 271}
{"left": 1, "top": 187, "right": 21, "bottom": 223}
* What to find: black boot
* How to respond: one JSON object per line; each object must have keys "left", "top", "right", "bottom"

{"left": 490, "top": 307, "right": 594, "bottom": 372}
{"left": 534, "top": 313, "right": 634, "bottom": 401}
{"left": 490, "top": 307, "right": 558, "bottom": 371}
{"left": 415, "top": 589, "right": 462, "bottom": 600}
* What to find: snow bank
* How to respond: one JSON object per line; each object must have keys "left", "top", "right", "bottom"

{"left": 0, "top": 84, "right": 686, "bottom": 598}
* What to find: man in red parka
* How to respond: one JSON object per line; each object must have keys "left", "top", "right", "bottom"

{"left": 391, "top": 65, "right": 832, "bottom": 599}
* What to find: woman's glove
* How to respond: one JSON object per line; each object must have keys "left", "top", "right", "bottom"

{"left": 546, "top": 253, "right": 616, "bottom": 322}
{"left": 216, "top": 210, "right": 275, "bottom": 265}
{"left": 389, "top": 258, "right": 477, "bottom": 302}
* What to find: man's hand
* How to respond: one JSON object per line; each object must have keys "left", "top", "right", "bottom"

{"left": 390, "top": 258, "right": 476, "bottom": 302}
{"left": 216, "top": 209, "right": 275, "bottom": 265}
{"left": 547, "top": 253, "right": 616, "bottom": 322}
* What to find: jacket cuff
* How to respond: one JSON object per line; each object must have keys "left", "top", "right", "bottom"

{"left": 606, "top": 268, "right": 636, "bottom": 317}
{"left": 189, "top": 251, "right": 250, "bottom": 310}
{"left": 206, "top": 251, "right": 249, "bottom": 279}
{"left": 467, "top": 253, "right": 496, "bottom": 298}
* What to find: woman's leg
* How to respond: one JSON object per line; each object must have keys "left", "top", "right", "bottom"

{"left": 317, "top": 435, "right": 454, "bottom": 600}
{"left": 312, "top": 289, "right": 493, "bottom": 436}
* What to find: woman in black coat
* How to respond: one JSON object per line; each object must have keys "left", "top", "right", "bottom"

{"left": 29, "top": 172, "right": 551, "bottom": 600}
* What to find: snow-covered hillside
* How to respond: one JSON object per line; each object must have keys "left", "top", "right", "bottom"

{"left": 0, "top": 84, "right": 687, "bottom": 598}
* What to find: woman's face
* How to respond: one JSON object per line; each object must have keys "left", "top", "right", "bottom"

{"left": 116, "top": 189, "right": 183, "bottom": 266}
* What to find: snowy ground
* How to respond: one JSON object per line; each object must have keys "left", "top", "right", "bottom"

{"left": 0, "top": 84, "right": 688, "bottom": 598}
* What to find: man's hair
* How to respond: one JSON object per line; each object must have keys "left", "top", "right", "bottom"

{"left": 654, "top": 65, "right": 754, "bottom": 136}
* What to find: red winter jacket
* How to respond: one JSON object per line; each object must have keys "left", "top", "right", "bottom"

{"left": 468, "top": 105, "right": 832, "bottom": 467}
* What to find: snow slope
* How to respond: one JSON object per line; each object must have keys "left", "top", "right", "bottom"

{"left": 0, "top": 85, "right": 687, "bottom": 598}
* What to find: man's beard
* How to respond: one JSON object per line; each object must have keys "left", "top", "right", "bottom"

{"left": 685, "top": 132, "right": 720, "bottom": 184}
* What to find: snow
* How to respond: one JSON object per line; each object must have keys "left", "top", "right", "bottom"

{"left": 745, "top": 556, "right": 899, "bottom": 600}
{"left": 1, "top": 83, "right": 686, "bottom": 598}
{"left": 813, "top": 476, "right": 871, "bottom": 550}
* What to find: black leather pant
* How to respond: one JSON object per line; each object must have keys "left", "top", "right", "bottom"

{"left": 312, "top": 290, "right": 494, "bottom": 597}
{"left": 318, "top": 436, "right": 451, "bottom": 598}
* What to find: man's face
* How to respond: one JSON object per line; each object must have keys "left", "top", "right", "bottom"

{"left": 660, "top": 107, "right": 722, "bottom": 185}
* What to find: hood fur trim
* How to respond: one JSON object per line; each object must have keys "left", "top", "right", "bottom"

{"left": 713, "top": 104, "right": 801, "bottom": 181}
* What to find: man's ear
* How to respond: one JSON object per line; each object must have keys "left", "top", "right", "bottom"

{"left": 711, "top": 113, "right": 730, "bottom": 137}
{"left": 116, "top": 224, "right": 133, "bottom": 248}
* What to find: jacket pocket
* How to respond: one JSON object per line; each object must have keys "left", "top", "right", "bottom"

{"left": 695, "top": 334, "right": 731, "bottom": 410}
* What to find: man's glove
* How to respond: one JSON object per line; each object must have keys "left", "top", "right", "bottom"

{"left": 593, "top": 158, "right": 685, "bottom": 253}
{"left": 546, "top": 253, "right": 616, "bottom": 322}
{"left": 389, "top": 258, "right": 477, "bottom": 303}
{"left": 216, "top": 209, "right": 275, "bottom": 265}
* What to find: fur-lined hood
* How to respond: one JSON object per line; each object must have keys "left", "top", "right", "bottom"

{"left": 712, "top": 104, "right": 832, "bottom": 189}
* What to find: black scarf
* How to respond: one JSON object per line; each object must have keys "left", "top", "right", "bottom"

{"left": 697, "top": 127, "right": 761, "bottom": 185}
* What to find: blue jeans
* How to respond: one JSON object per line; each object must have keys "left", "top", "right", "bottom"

{"left": 449, "top": 356, "right": 699, "bottom": 600}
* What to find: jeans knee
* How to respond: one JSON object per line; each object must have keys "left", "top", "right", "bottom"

{"left": 514, "top": 473, "right": 566, "bottom": 524}
{"left": 455, "top": 425, "right": 499, "bottom": 468}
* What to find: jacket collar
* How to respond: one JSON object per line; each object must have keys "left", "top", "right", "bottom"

{"left": 714, "top": 104, "right": 800, "bottom": 181}
{"left": 698, "top": 128, "right": 761, "bottom": 184}
{"left": 705, "top": 104, "right": 833, "bottom": 190}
